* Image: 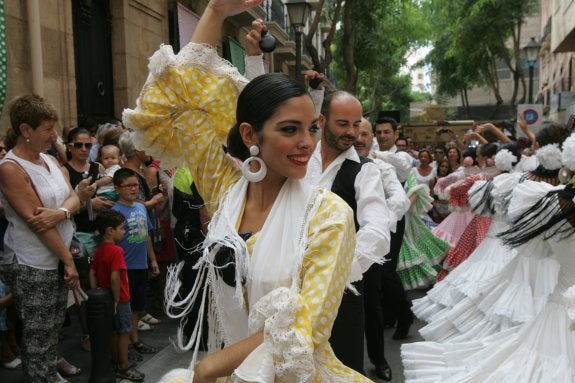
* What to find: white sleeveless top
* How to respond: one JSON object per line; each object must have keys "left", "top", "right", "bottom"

{"left": 0, "top": 151, "right": 75, "bottom": 269}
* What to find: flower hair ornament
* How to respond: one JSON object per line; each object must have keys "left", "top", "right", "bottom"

{"left": 536, "top": 143, "right": 563, "bottom": 171}
{"left": 494, "top": 149, "right": 517, "bottom": 172}
{"left": 463, "top": 156, "right": 474, "bottom": 167}
{"left": 241, "top": 145, "right": 267, "bottom": 183}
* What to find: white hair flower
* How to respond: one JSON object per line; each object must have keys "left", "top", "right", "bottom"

{"left": 536, "top": 143, "right": 562, "bottom": 170}
{"left": 494, "top": 149, "right": 517, "bottom": 172}
{"left": 562, "top": 133, "right": 575, "bottom": 171}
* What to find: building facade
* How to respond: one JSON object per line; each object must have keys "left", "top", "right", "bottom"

{"left": 539, "top": 0, "right": 575, "bottom": 124}
{"left": 0, "top": 0, "right": 320, "bottom": 134}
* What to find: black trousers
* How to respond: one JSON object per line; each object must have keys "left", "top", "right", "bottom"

{"left": 363, "top": 262, "right": 385, "bottom": 366}
{"left": 381, "top": 218, "right": 412, "bottom": 325}
{"left": 363, "top": 218, "right": 410, "bottom": 366}
{"left": 329, "top": 280, "right": 365, "bottom": 374}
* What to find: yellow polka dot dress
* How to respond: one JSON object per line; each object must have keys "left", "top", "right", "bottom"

{"left": 124, "top": 43, "right": 373, "bottom": 382}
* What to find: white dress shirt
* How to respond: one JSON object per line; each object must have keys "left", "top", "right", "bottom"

{"left": 369, "top": 154, "right": 410, "bottom": 232}
{"left": 305, "top": 143, "right": 391, "bottom": 282}
{"left": 373, "top": 148, "right": 414, "bottom": 183}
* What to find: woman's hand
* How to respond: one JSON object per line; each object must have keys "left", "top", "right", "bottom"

{"left": 27, "top": 207, "right": 64, "bottom": 233}
{"left": 92, "top": 196, "right": 114, "bottom": 212}
{"left": 152, "top": 193, "right": 165, "bottom": 205}
{"left": 245, "top": 19, "right": 265, "bottom": 56}
{"left": 207, "top": 0, "right": 264, "bottom": 18}
{"left": 76, "top": 177, "right": 96, "bottom": 201}
{"left": 64, "top": 262, "right": 80, "bottom": 290}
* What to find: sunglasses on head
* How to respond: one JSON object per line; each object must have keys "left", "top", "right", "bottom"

{"left": 70, "top": 142, "right": 93, "bottom": 149}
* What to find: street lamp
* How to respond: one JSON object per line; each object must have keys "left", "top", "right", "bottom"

{"left": 285, "top": 0, "right": 311, "bottom": 82}
{"left": 522, "top": 37, "right": 541, "bottom": 104}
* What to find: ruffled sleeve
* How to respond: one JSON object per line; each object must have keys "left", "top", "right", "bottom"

{"left": 490, "top": 172, "right": 522, "bottom": 218}
{"left": 449, "top": 173, "right": 482, "bottom": 208}
{"left": 122, "top": 43, "right": 247, "bottom": 213}
{"left": 404, "top": 173, "right": 433, "bottom": 214}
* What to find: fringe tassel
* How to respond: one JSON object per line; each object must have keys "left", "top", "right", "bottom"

{"left": 470, "top": 180, "right": 494, "bottom": 215}
{"left": 498, "top": 186, "right": 575, "bottom": 247}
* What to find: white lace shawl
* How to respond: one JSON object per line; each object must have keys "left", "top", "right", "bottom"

{"left": 165, "top": 177, "right": 323, "bottom": 382}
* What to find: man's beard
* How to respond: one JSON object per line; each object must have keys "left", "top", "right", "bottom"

{"left": 323, "top": 123, "right": 356, "bottom": 152}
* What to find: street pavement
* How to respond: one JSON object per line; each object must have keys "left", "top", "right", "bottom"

{"left": 0, "top": 290, "right": 426, "bottom": 382}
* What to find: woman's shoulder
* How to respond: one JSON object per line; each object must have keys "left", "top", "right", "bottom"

{"left": 311, "top": 190, "right": 354, "bottom": 225}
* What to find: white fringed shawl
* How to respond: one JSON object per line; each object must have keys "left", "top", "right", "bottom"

{"left": 164, "top": 177, "right": 324, "bottom": 382}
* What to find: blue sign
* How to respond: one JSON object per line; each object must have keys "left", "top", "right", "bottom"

{"left": 523, "top": 108, "right": 539, "bottom": 125}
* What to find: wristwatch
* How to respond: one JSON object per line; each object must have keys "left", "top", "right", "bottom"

{"left": 59, "top": 207, "right": 71, "bottom": 220}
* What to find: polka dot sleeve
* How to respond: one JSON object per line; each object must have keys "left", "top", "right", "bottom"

{"left": 123, "top": 44, "right": 245, "bottom": 213}
{"left": 297, "top": 193, "right": 356, "bottom": 345}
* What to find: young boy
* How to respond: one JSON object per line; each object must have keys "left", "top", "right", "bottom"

{"left": 89, "top": 210, "right": 145, "bottom": 381}
{"left": 111, "top": 168, "right": 160, "bottom": 357}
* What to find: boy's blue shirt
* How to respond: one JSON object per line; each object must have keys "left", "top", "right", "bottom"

{"left": 111, "top": 201, "right": 152, "bottom": 270}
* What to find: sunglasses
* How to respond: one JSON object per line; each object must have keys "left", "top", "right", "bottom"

{"left": 0, "top": 146, "right": 7, "bottom": 152}
{"left": 70, "top": 142, "right": 93, "bottom": 149}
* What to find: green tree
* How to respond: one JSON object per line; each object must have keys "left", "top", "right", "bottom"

{"left": 426, "top": 0, "right": 538, "bottom": 118}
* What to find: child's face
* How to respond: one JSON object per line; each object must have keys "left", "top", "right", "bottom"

{"left": 101, "top": 147, "right": 121, "bottom": 168}
{"left": 110, "top": 222, "right": 126, "bottom": 242}
{"left": 115, "top": 176, "right": 140, "bottom": 203}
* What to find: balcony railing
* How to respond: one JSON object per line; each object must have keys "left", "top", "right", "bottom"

{"left": 262, "top": 0, "right": 286, "bottom": 30}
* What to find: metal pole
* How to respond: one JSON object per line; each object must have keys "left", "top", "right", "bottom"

{"left": 528, "top": 65, "right": 534, "bottom": 104}
{"left": 295, "top": 28, "right": 302, "bottom": 83}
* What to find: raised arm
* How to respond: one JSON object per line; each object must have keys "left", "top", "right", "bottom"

{"left": 190, "top": 0, "right": 264, "bottom": 46}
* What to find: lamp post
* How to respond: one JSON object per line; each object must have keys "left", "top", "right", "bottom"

{"left": 285, "top": 0, "right": 311, "bottom": 82}
{"left": 522, "top": 37, "right": 541, "bottom": 104}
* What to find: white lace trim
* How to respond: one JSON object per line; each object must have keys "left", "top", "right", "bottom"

{"left": 248, "top": 287, "right": 314, "bottom": 383}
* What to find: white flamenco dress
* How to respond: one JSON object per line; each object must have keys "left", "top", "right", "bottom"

{"left": 402, "top": 181, "right": 575, "bottom": 383}
{"left": 412, "top": 174, "right": 561, "bottom": 342}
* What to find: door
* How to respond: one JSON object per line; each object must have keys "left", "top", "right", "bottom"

{"left": 72, "top": 0, "right": 114, "bottom": 125}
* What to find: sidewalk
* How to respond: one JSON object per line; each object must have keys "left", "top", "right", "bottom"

{"left": 0, "top": 290, "right": 426, "bottom": 382}
{"left": 0, "top": 304, "right": 183, "bottom": 383}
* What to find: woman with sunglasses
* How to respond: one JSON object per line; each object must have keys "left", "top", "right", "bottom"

{"left": 61, "top": 128, "right": 114, "bottom": 256}
{"left": 60, "top": 128, "right": 114, "bottom": 357}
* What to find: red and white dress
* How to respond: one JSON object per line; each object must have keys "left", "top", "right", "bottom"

{"left": 436, "top": 172, "right": 494, "bottom": 281}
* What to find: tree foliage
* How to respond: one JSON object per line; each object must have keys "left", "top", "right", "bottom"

{"left": 425, "top": 0, "right": 539, "bottom": 117}
{"left": 327, "top": 0, "right": 430, "bottom": 121}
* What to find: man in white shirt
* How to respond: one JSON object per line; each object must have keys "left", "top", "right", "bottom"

{"left": 354, "top": 118, "right": 410, "bottom": 381}
{"left": 372, "top": 118, "right": 416, "bottom": 341}
{"left": 305, "top": 89, "right": 391, "bottom": 376}
{"left": 373, "top": 117, "right": 414, "bottom": 183}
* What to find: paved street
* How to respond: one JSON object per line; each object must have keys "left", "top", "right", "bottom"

{"left": 0, "top": 290, "right": 425, "bottom": 383}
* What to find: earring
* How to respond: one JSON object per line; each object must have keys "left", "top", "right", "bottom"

{"left": 241, "top": 145, "right": 267, "bottom": 183}
{"left": 559, "top": 166, "right": 573, "bottom": 184}
{"left": 25, "top": 137, "right": 30, "bottom": 143}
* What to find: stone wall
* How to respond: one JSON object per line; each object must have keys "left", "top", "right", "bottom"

{"left": 111, "top": 0, "right": 169, "bottom": 116}
{"left": 1, "top": 0, "right": 76, "bottom": 134}
{"left": 0, "top": 0, "right": 170, "bottom": 135}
